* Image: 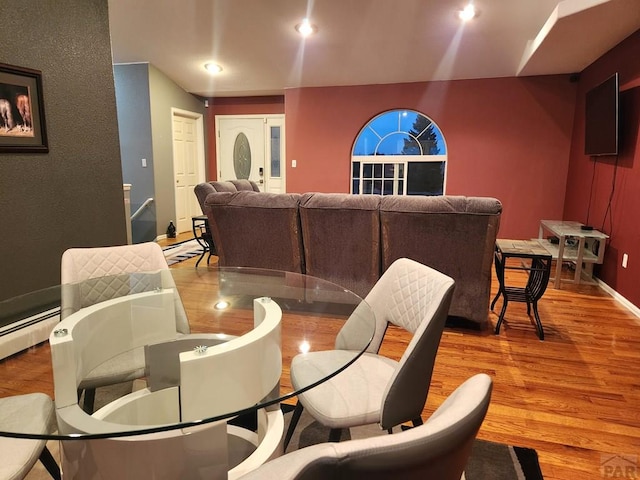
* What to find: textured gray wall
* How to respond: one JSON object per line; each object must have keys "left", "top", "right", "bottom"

{"left": 148, "top": 64, "right": 208, "bottom": 237}
{"left": 0, "top": 0, "right": 126, "bottom": 300}
{"left": 114, "top": 64, "right": 157, "bottom": 243}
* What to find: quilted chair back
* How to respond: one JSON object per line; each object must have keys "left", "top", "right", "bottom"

{"left": 60, "top": 242, "right": 189, "bottom": 334}
{"left": 239, "top": 374, "right": 492, "bottom": 480}
{"left": 336, "top": 258, "right": 455, "bottom": 429}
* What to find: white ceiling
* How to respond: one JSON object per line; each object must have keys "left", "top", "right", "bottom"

{"left": 108, "top": 0, "right": 640, "bottom": 97}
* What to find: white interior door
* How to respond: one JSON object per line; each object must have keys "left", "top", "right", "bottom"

{"left": 216, "top": 115, "right": 285, "bottom": 193}
{"left": 172, "top": 111, "right": 203, "bottom": 233}
{"left": 218, "top": 117, "right": 265, "bottom": 190}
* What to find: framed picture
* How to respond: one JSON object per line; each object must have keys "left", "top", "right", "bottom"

{"left": 0, "top": 63, "right": 48, "bottom": 153}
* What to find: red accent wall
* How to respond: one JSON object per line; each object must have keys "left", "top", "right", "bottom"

{"left": 284, "top": 76, "right": 577, "bottom": 240}
{"left": 200, "top": 31, "right": 640, "bottom": 309}
{"left": 204, "top": 96, "right": 285, "bottom": 179}
{"left": 564, "top": 29, "right": 640, "bottom": 306}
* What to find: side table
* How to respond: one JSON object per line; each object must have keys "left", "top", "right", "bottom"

{"left": 492, "top": 239, "right": 552, "bottom": 340}
{"left": 192, "top": 215, "right": 216, "bottom": 267}
{"left": 538, "top": 220, "right": 608, "bottom": 288}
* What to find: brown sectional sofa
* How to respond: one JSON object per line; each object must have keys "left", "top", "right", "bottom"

{"left": 201, "top": 187, "right": 501, "bottom": 329}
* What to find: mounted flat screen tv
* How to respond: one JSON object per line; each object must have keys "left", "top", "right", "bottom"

{"left": 584, "top": 73, "right": 619, "bottom": 156}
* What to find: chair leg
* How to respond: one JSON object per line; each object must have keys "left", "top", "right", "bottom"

{"left": 328, "top": 428, "right": 342, "bottom": 442}
{"left": 82, "top": 388, "right": 96, "bottom": 414}
{"left": 401, "top": 417, "right": 424, "bottom": 432}
{"left": 39, "top": 446, "right": 61, "bottom": 480}
{"left": 283, "top": 402, "right": 304, "bottom": 452}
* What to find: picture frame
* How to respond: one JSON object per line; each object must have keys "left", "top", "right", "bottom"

{"left": 0, "top": 63, "right": 48, "bottom": 153}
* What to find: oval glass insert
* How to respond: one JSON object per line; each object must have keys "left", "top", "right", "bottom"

{"left": 233, "top": 133, "right": 251, "bottom": 179}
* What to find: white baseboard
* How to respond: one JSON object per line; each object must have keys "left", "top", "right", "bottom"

{"left": 597, "top": 279, "right": 640, "bottom": 320}
{"left": 0, "top": 311, "right": 60, "bottom": 360}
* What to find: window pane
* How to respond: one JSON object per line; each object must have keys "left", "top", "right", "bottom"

{"left": 407, "top": 162, "right": 445, "bottom": 196}
{"left": 373, "top": 180, "right": 382, "bottom": 195}
{"left": 384, "top": 163, "right": 395, "bottom": 178}
{"left": 399, "top": 164, "right": 404, "bottom": 177}
{"left": 373, "top": 163, "right": 382, "bottom": 178}
{"left": 399, "top": 111, "right": 421, "bottom": 132}
{"left": 363, "top": 180, "right": 373, "bottom": 194}
{"left": 363, "top": 164, "right": 373, "bottom": 178}
{"left": 270, "top": 126, "right": 281, "bottom": 177}
{"left": 398, "top": 179, "right": 404, "bottom": 194}
{"left": 383, "top": 180, "right": 394, "bottom": 195}
{"left": 352, "top": 179, "right": 360, "bottom": 194}
{"left": 352, "top": 161, "right": 361, "bottom": 179}
{"left": 233, "top": 132, "right": 251, "bottom": 179}
{"left": 353, "top": 129, "right": 378, "bottom": 156}
{"left": 416, "top": 127, "right": 443, "bottom": 155}
{"left": 368, "top": 113, "right": 398, "bottom": 138}
{"left": 377, "top": 132, "right": 416, "bottom": 155}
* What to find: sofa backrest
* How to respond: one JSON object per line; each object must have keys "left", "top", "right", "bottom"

{"left": 194, "top": 180, "right": 260, "bottom": 214}
{"left": 299, "top": 193, "right": 381, "bottom": 299}
{"left": 204, "top": 191, "right": 304, "bottom": 273}
{"left": 379, "top": 196, "right": 502, "bottom": 328}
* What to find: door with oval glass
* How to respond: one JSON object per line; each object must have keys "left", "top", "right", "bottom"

{"left": 216, "top": 115, "right": 285, "bottom": 193}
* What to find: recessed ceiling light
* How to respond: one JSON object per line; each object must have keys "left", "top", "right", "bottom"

{"left": 458, "top": 3, "right": 477, "bottom": 21}
{"left": 295, "top": 18, "right": 317, "bottom": 37}
{"left": 205, "top": 63, "right": 223, "bottom": 74}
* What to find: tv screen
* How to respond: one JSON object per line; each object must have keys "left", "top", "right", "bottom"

{"left": 584, "top": 73, "right": 619, "bottom": 156}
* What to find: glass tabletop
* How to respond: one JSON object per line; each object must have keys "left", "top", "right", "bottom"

{"left": 0, "top": 267, "right": 375, "bottom": 440}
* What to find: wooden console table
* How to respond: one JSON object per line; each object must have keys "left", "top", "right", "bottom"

{"left": 537, "top": 220, "right": 608, "bottom": 289}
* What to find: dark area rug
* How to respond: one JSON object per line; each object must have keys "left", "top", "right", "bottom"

{"left": 282, "top": 405, "right": 544, "bottom": 479}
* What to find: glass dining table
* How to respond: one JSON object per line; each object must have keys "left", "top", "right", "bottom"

{"left": 0, "top": 267, "right": 375, "bottom": 479}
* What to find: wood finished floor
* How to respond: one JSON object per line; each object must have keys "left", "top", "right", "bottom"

{"left": 3, "top": 233, "right": 639, "bottom": 479}
{"left": 164, "top": 234, "right": 640, "bottom": 479}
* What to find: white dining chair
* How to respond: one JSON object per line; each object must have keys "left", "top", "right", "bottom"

{"left": 284, "top": 257, "right": 455, "bottom": 449}
{"left": 0, "top": 393, "right": 61, "bottom": 480}
{"left": 241, "top": 373, "right": 492, "bottom": 480}
{"left": 60, "top": 242, "right": 190, "bottom": 412}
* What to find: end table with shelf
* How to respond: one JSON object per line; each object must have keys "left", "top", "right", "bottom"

{"left": 493, "top": 239, "right": 552, "bottom": 340}
{"left": 537, "top": 220, "right": 608, "bottom": 289}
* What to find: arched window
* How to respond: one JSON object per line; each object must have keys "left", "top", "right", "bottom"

{"left": 351, "top": 110, "right": 447, "bottom": 195}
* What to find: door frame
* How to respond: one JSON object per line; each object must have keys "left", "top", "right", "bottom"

{"left": 215, "top": 114, "right": 286, "bottom": 192}
{"left": 171, "top": 108, "right": 206, "bottom": 231}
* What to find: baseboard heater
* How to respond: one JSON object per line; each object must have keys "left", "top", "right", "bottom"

{"left": 0, "top": 288, "right": 61, "bottom": 360}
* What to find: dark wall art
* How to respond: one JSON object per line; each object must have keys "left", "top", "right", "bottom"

{"left": 0, "top": 63, "right": 48, "bottom": 153}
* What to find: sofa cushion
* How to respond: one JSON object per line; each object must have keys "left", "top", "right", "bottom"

{"left": 299, "top": 193, "right": 381, "bottom": 298}
{"left": 204, "top": 191, "right": 304, "bottom": 272}
{"left": 230, "top": 179, "right": 261, "bottom": 192}
{"left": 380, "top": 196, "right": 501, "bottom": 328}
{"left": 210, "top": 181, "right": 238, "bottom": 193}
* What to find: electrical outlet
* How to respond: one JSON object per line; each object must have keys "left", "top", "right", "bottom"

{"left": 622, "top": 253, "right": 628, "bottom": 268}
{"left": 141, "top": 158, "right": 147, "bottom": 168}
{"left": 292, "top": 159, "right": 297, "bottom": 168}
